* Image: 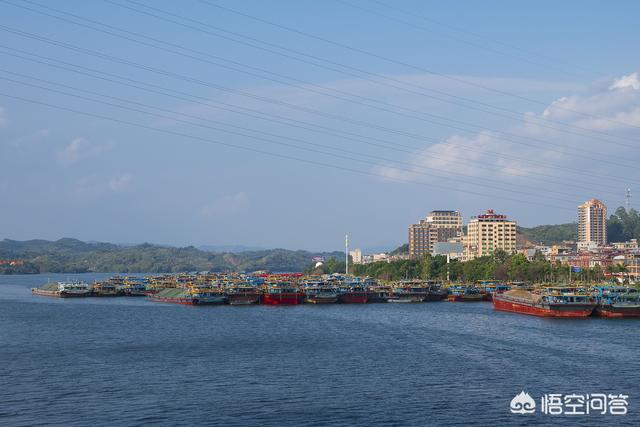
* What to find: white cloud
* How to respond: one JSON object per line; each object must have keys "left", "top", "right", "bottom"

{"left": 57, "top": 137, "right": 110, "bottom": 165}
{"left": 610, "top": 72, "right": 640, "bottom": 91}
{"left": 541, "top": 72, "right": 640, "bottom": 131}
{"left": 199, "top": 192, "right": 249, "bottom": 218}
{"left": 378, "top": 71, "right": 640, "bottom": 185}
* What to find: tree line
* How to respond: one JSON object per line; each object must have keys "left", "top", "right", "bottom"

{"left": 311, "top": 249, "right": 610, "bottom": 283}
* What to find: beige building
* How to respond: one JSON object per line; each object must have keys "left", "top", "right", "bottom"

{"left": 463, "top": 209, "right": 517, "bottom": 260}
{"left": 409, "top": 210, "right": 463, "bottom": 258}
{"left": 578, "top": 199, "right": 607, "bottom": 246}
{"left": 349, "top": 248, "right": 363, "bottom": 264}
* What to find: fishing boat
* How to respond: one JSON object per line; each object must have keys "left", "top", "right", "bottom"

{"left": 92, "top": 280, "right": 121, "bottom": 297}
{"left": 366, "top": 285, "right": 391, "bottom": 303}
{"left": 122, "top": 277, "right": 148, "bottom": 296}
{"left": 304, "top": 284, "right": 339, "bottom": 304}
{"left": 593, "top": 286, "right": 640, "bottom": 318}
{"left": 225, "top": 284, "right": 261, "bottom": 305}
{"left": 447, "top": 285, "right": 483, "bottom": 302}
{"left": 493, "top": 288, "right": 596, "bottom": 317}
{"left": 32, "top": 281, "right": 92, "bottom": 298}
{"left": 339, "top": 284, "right": 368, "bottom": 303}
{"left": 478, "top": 281, "right": 512, "bottom": 301}
{"left": 392, "top": 281, "right": 430, "bottom": 302}
{"left": 425, "top": 282, "right": 448, "bottom": 301}
{"left": 261, "top": 284, "right": 304, "bottom": 305}
{"left": 149, "top": 286, "right": 227, "bottom": 305}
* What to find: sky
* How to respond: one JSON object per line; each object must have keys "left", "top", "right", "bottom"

{"left": 1, "top": 0, "right": 640, "bottom": 251}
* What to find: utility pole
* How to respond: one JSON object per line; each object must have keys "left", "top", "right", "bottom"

{"left": 446, "top": 254, "right": 450, "bottom": 282}
{"left": 345, "top": 234, "right": 349, "bottom": 276}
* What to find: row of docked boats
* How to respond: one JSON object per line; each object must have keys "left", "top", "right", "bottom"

{"left": 30, "top": 275, "right": 449, "bottom": 305}
{"left": 30, "top": 274, "right": 640, "bottom": 317}
{"left": 149, "top": 279, "right": 450, "bottom": 306}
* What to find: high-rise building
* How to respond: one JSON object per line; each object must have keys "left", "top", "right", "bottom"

{"left": 349, "top": 248, "right": 363, "bottom": 264}
{"left": 463, "top": 209, "right": 517, "bottom": 260}
{"left": 408, "top": 210, "right": 462, "bottom": 258}
{"left": 578, "top": 199, "right": 607, "bottom": 247}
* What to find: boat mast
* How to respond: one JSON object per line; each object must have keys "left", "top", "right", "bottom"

{"left": 345, "top": 234, "right": 349, "bottom": 276}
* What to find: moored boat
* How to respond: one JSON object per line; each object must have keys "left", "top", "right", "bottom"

{"left": 593, "top": 286, "right": 640, "bottom": 318}
{"left": 149, "top": 286, "right": 227, "bottom": 305}
{"left": 366, "top": 286, "right": 391, "bottom": 303}
{"left": 392, "top": 282, "right": 429, "bottom": 302}
{"left": 493, "top": 288, "right": 595, "bottom": 318}
{"left": 92, "top": 281, "right": 121, "bottom": 297}
{"left": 478, "top": 281, "right": 512, "bottom": 301}
{"left": 339, "top": 285, "right": 368, "bottom": 303}
{"left": 447, "top": 285, "right": 483, "bottom": 302}
{"left": 225, "top": 284, "right": 261, "bottom": 305}
{"left": 425, "top": 282, "right": 448, "bottom": 301}
{"left": 261, "top": 284, "right": 304, "bottom": 305}
{"left": 32, "top": 281, "right": 92, "bottom": 298}
{"left": 304, "top": 285, "right": 339, "bottom": 304}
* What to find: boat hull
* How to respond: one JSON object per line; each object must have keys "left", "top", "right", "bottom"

{"left": 390, "top": 295, "right": 424, "bottom": 303}
{"left": 305, "top": 295, "right": 339, "bottom": 304}
{"left": 261, "top": 293, "right": 304, "bottom": 305}
{"left": 366, "top": 293, "right": 389, "bottom": 303}
{"left": 448, "top": 294, "right": 483, "bottom": 302}
{"left": 493, "top": 297, "right": 594, "bottom": 318}
{"left": 227, "top": 293, "right": 261, "bottom": 305}
{"left": 150, "top": 296, "right": 227, "bottom": 305}
{"left": 92, "top": 291, "right": 122, "bottom": 297}
{"left": 594, "top": 305, "right": 640, "bottom": 318}
{"left": 31, "top": 289, "right": 91, "bottom": 298}
{"left": 339, "top": 292, "right": 368, "bottom": 303}
{"left": 424, "top": 292, "right": 448, "bottom": 302}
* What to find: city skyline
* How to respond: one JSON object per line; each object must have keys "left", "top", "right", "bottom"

{"left": 1, "top": 1, "right": 640, "bottom": 251}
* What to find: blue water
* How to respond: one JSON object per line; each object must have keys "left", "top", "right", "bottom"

{"left": 1, "top": 274, "right": 638, "bottom": 426}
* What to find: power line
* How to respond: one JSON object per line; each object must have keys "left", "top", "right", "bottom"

{"left": 0, "top": 69, "right": 600, "bottom": 202}
{"left": 0, "top": 43, "right": 633, "bottom": 191}
{"left": 0, "top": 90, "right": 581, "bottom": 213}
{"left": 7, "top": 0, "right": 637, "bottom": 168}
{"left": 197, "top": 0, "right": 640, "bottom": 131}
{"left": 106, "top": 0, "right": 639, "bottom": 148}
{"left": 338, "top": 0, "right": 598, "bottom": 77}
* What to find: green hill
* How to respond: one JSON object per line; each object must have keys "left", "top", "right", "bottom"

{"left": 0, "top": 238, "right": 343, "bottom": 274}
{"left": 517, "top": 223, "right": 577, "bottom": 245}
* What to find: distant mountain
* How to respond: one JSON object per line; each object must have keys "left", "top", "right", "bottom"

{"left": 0, "top": 238, "right": 343, "bottom": 274}
{"left": 199, "top": 245, "right": 265, "bottom": 253}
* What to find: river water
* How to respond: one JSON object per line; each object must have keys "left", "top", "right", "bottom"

{"left": 1, "top": 274, "right": 638, "bottom": 426}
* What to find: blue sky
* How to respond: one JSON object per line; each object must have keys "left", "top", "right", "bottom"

{"left": 1, "top": 0, "right": 640, "bottom": 251}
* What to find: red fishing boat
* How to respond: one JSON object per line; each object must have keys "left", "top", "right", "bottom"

{"left": 493, "top": 288, "right": 595, "bottom": 318}
{"left": 261, "top": 285, "right": 304, "bottom": 305}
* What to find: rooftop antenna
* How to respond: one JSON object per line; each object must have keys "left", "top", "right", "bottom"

{"left": 626, "top": 188, "right": 632, "bottom": 212}
{"left": 345, "top": 234, "right": 349, "bottom": 276}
